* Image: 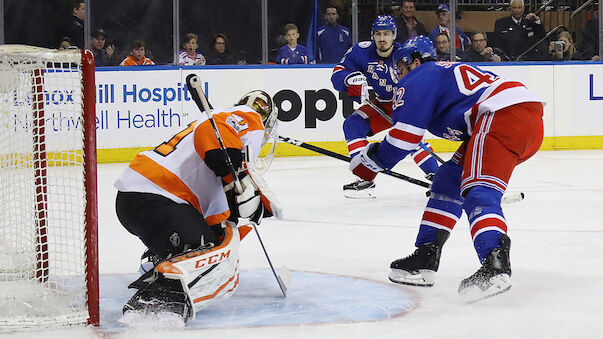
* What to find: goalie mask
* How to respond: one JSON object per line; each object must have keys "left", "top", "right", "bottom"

{"left": 237, "top": 90, "right": 279, "bottom": 145}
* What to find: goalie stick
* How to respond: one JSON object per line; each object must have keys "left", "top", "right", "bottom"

{"left": 366, "top": 101, "right": 525, "bottom": 205}
{"left": 185, "top": 74, "right": 289, "bottom": 297}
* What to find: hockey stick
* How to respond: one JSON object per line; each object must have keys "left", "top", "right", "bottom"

{"left": 364, "top": 99, "right": 393, "bottom": 125}
{"left": 277, "top": 135, "right": 431, "bottom": 189}
{"left": 366, "top": 100, "right": 442, "bottom": 163}
{"left": 185, "top": 74, "right": 289, "bottom": 297}
{"left": 366, "top": 101, "right": 524, "bottom": 205}
{"left": 418, "top": 142, "right": 447, "bottom": 164}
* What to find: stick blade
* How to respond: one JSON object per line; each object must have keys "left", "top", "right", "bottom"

{"left": 276, "top": 265, "right": 292, "bottom": 297}
{"left": 502, "top": 192, "right": 525, "bottom": 205}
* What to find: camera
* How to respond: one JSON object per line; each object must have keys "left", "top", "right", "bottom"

{"left": 553, "top": 40, "right": 566, "bottom": 53}
{"left": 483, "top": 50, "right": 493, "bottom": 60}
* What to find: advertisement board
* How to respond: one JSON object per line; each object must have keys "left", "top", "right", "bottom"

{"left": 91, "top": 63, "right": 603, "bottom": 162}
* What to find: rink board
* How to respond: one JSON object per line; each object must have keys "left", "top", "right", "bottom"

{"left": 84, "top": 62, "right": 603, "bottom": 162}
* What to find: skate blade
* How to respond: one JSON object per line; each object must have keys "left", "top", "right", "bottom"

{"left": 118, "top": 310, "right": 186, "bottom": 329}
{"left": 343, "top": 188, "right": 376, "bottom": 199}
{"left": 459, "top": 273, "right": 511, "bottom": 304}
{"left": 388, "top": 269, "right": 435, "bottom": 287}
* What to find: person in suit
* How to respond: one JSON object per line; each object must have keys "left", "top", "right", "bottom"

{"left": 493, "top": 0, "right": 546, "bottom": 60}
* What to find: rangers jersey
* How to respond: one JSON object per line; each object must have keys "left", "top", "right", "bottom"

{"left": 179, "top": 50, "right": 206, "bottom": 66}
{"left": 114, "top": 106, "right": 265, "bottom": 225}
{"left": 331, "top": 41, "right": 402, "bottom": 101}
{"left": 276, "top": 45, "right": 309, "bottom": 64}
{"left": 375, "top": 61, "right": 545, "bottom": 168}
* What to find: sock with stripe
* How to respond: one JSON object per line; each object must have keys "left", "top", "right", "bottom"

{"left": 463, "top": 186, "right": 506, "bottom": 261}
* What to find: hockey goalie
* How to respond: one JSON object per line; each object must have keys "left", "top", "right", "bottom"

{"left": 113, "top": 89, "right": 281, "bottom": 324}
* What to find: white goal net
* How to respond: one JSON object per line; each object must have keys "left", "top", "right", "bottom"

{"left": 0, "top": 45, "right": 98, "bottom": 332}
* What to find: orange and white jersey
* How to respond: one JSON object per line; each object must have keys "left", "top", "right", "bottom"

{"left": 119, "top": 55, "right": 155, "bottom": 66}
{"left": 114, "top": 105, "right": 265, "bottom": 225}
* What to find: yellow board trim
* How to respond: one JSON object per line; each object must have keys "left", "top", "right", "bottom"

{"left": 97, "top": 136, "right": 603, "bottom": 164}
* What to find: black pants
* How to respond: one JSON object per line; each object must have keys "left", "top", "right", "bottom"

{"left": 116, "top": 191, "right": 219, "bottom": 260}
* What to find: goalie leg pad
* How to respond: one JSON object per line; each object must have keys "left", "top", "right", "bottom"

{"left": 155, "top": 222, "right": 242, "bottom": 318}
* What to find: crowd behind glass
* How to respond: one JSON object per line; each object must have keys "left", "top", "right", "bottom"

{"left": 2, "top": 0, "right": 600, "bottom": 66}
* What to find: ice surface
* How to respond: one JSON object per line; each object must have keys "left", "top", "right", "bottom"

{"left": 2, "top": 150, "right": 602, "bottom": 339}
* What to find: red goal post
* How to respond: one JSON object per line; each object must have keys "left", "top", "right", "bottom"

{"left": 0, "top": 46, "right": 98, "bottom": 331}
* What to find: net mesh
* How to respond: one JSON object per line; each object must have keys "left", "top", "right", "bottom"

{"left": 0, "top": 46, "right": 90, "bottom": 331}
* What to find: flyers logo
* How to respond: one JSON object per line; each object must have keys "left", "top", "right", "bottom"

{"left": 226, "top": 115, "right": 248, "bottom": 133}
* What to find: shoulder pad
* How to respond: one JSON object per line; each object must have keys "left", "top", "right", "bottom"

{"left": 358, "top": 41, "right": 372, "bottom": 48}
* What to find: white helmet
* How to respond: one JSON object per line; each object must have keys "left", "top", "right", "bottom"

{"left": 237, "top": 90, "right": 278, "bottom": 145}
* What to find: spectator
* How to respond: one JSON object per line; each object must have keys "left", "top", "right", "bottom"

{"left": 467, "top": 31, "right": 509, "bottom": 62}
{"left": 434, "top": 32, "right": 470, "bottom": 61}
{"left": 395, "top": 0, "right": 427, "bottom": 44}
{"left": 90, "top": 29, "right": 117, "bottom": 66}
{"left": 179, "top": 33, "right": 206, "bottom": 66}
{"left": 65, "top": 0, "right": 85, "bottom": 49}
{"left": 548, "top": 31, "right": 583, "bottom": 61}
{"left": 205, "top": 33, "right": 235, "bottom": 65}
{"left": 276, "top": 23, "right": 309, "bottom": 64}
{"left": 494, "top": 0, "right": 545, "bottom": 61}
{"left": 581, "top": 17, "right": 600, "bottom": 61}
{"left": 58, "top": 36, "right": 73, "bottom": 50}
{"left": 316, "top": 6, "right": 352, "bottom": 64}
{"left": 428, "top": 4, "right": 470, "bottom": 52}
{"left": 119, "top": 39, "right": 155, "bottom": 66}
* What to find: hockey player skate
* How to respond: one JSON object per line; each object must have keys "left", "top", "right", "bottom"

{"left": 122, "top": 270, "right": 193, "bottom": 323}
{"left": 343, "top": 178, "right": 376, "bottom": 199}
{"left": 458, "top": 234, "right": 512, "bottom": 303}
{"left": 388, "top": 230, "right": 449, "bottom": 286}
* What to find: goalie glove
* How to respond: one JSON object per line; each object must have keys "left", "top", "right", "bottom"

{"left": 345, "top": 71, "right": 369, "bottom": 103}
{"left": 234, "top": 175, "right": 265, "bottom": 225}
{"left": 349, "top": 143, "right": 383, "bottom": 182}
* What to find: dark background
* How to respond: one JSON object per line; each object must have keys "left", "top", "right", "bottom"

{"left": 3, "top": 0, "right": 354, "bottom": 64}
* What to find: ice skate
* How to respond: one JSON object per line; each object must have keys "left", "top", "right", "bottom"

{"left": 389, "top": 243, "right": 441, "bottom": 286}
{"left": 122, "top": 272, "right": 193, "bottom": 323}
{"left": 343, "top": 178, "right": 376, "bottom": 199}
{"left": 389, "top": 230, "right": 448, "bottom": 286}
{"left": 458, "top": 234, "right": 512, "bottom": 303}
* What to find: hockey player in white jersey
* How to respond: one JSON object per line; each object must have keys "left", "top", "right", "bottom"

{"left": 114, "top": 90, "right": 281, "bottom": 323}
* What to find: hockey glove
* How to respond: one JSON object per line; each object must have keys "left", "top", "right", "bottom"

{"left": 235, "top": 175, "right": 265, "bottom": 225}
{"left": 349, "top": 143, "right": 383, "bottom": 182}
{"left": 345, "top": 71, "right": 369, "bottom": 103}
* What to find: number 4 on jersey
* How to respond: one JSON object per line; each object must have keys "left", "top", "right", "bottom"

{"left": 454, "top": 64, "right": 498, "bottom": 95}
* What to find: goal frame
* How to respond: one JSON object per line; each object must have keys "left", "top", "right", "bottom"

{"left": 0, "top": 47, "right": 99, "bottom": 329}
{"left": 81, "top": 49, "right": 99, "bottom": 326}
